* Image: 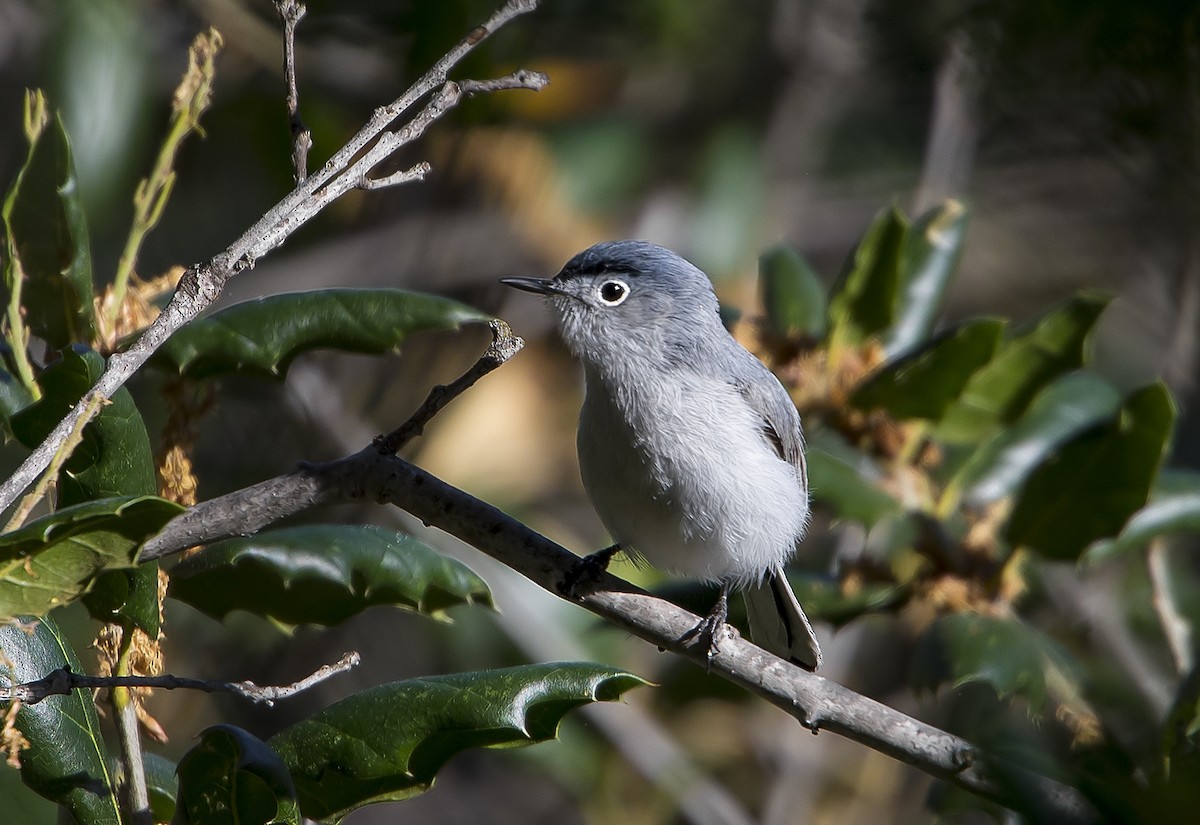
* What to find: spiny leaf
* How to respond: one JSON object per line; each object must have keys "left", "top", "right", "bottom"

{"left": 152, "top": 289, "right": 489, "bottom": 380}
{"left": 169, "top": 524, "right": 492, "bottom": 628}
{"left": 0, "top": 615, "right": 119, "bottom": 824}
{"left": 910, "top": 614, "right": 1053, "bottom": 711}
{"left": 1005, "top": 382, "right": 1176, "bottom": 561}
{"left": 0, "top": 495, "right": 183, "bottom": 619}
{"left": 175, "top": 725, "right": 300, "bottom": 825}
{"left": 269, "top": 663, "right": 648, "bottom": 822}
{"left": 806, "top": 431, "right": 901, "bottom": 528}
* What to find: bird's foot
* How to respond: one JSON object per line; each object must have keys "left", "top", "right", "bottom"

{"left": 678, "top": 586, "right": 731, "bottom": 668}
{"left": 559, "top": 543, "right": 621, "bottom": 599}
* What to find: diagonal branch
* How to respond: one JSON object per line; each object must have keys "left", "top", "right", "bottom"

{"left": 136, "top": 328, "right": 1096, "bottom": 823}
{"left": 0, "top": 0, "right": 544, "bottom": 516}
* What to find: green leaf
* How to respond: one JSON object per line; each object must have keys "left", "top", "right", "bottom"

{"left": 269, "top": 663, "right": 648, "bottom": 822}
{"left": 0, "top": 363, "right": 34, "bottom": 426}
{"left": 806, "top": 431, "right": 901, "bottom": 528}
{"left": 0, "top": 495, "right": 183, "bottom": 619}
{"left": 952, "top": 371, "right": 1123, "bottom": 506}
{"left": 935, "top": 294, "right": 1110, "bottom": 443}
{"left": 758, "top": 245, "right": 826, "bottom": 338}
{"left": 1085, "top": 469, "right": 1200, "bottom": 563}
{"left": 153, "top": 289, "right": 490, "bottom": 380}
{"left": 142, "top": 752, "right": 178, "bottom": 824}
{"left": 83, "top": 562, "right": 162, "bottom": 635}
{"left": 788, "top": 572, "right": 908, "bottom": 628}
{"left": 10, "top": 347, "right": 157, "bottom": 505}
{"left": 884, "top": 200, "right": 969, "bottom": 356}
{"left": 0, "top": 615, "right": 119, "bottom": 824}
{"left": 850, "top": 318, "right": 1005, "bottom": 420}
{"left": 909, "top": 613, "right": 1051, "bottom": 711}
{"left": 169, "top": 524, "right": 492, "bottom": 628}
{"left": 826, "top": 206, "right": 907, "bottom": 349}
{"left": 175, "top": 725, "right": 300, "bottom": 825}
{"left": 1005, "top": 382, "right": 1176, "bottom": 561}
{"left": 1, "top": 107, "right": 95, "bottom": 349}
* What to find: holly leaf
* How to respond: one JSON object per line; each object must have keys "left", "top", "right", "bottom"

{"left": 170, "top": 524, "right": 492, "bottom": 628}
{"left": 269, "top": 663, "right": 648, "bottom": 822}
{"left": 0, "top": 495, "right": 183, "bottom": 619}
{"left": 152, "top": 289, "right": 489, "bottom": 380}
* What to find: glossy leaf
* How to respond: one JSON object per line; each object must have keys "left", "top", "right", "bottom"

{"left": 0, "top": 364, "right": 34, "bottom": 425}
{"left": 143, "top": 752, "right": 179, "bottom": 824}
{"left": 169, "top": 524, "right": 492, "bottom": 628}
{"left": 953, "top": 371, "right": 1123, "bottom": 506}
{"left": 936, "top": 294, "right": 1111, "bottom": 444}
{"left": 851, "top": 318, "right": 1005, "bottom": 420}
{"left": 826, "top": 206, "right": 907, "bottom": 348}
{"left": 10, "top": 347, "right": 157, "bottom": 505}
{"left": 1085, "top": 469, "right": 1200, "bottom": 563}
{"left": 1005, "top": 382, "right": 1176, "bottom": 561}
{"left": 910, "top": 613, "right": 1052, "bottom": 711}
{"left": 884, "top": 200, "right": 969, "bottom": 356}
{"left": 0, "top": 615, "right": 119, "bottom": 824}
{"left": 153, "top": 289, "right": 489, "bottom": 380}
{"left": 269, "top": 663, "right": 648, "bottom": 822}
{"left": 0, "top": 105, "right": 95, "bottom": 349}
{"left": 175, "top": 725, "right": 300, "bottom": 825}
{"left": 758, "top": 245, "right": 826, "bottom": 338}
{"left": 806, "top": 435, "right": 901, "bottom": 528}
{"left": 788, "top": 572, "right": 908, "bottom": 628}
{"left": 0, "top": 495, "right": 183, "bottom": 619}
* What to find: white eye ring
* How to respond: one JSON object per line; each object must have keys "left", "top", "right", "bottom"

{"left": 597, "top": 279, "right": 630, "bottom": 306}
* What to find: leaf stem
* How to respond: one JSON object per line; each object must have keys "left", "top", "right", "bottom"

{"left": 104, "top": 30, "right": 222, "bottom": 344}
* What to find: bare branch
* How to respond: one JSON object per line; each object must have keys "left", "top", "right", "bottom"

{"left": 359, "top": 162, "right": 431, "bottom": 191}
{"left": 274, "top": 0, "right": 312, "bottom": 183}
{"left": 1, "top": 652, "right": 360, "bottom": 708}
{"left": 136, "top": 340, "right": 1094, "bottom": 822}
{"left": 0, "top": 0, "right": 543, "bottom": 515}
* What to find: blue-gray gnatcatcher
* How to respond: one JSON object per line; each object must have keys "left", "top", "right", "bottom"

{"left": 502, "top": 240, "right": 821, "bottom": 670}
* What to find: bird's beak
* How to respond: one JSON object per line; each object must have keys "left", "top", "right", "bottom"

{"left": 500, "top": 276, "right": 559, "bottom": 295}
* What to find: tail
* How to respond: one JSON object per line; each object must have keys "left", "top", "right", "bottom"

{"left": 744, "top": 567, "right": 822, "bottom": 671}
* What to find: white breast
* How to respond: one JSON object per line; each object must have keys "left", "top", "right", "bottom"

{"left": 577, "top": 365, "right": 807, "bottom": 587}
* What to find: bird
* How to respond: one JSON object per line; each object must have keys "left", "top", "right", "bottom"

{"left": 502, "top": 240, "right": 821, "bottom": 670}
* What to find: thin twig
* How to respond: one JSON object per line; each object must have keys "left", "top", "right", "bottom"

{"left": 374, "top": 319, "right": 524, "bottom": 454}
{"left": 0, "top": 0, "right": 544, "bottom": 516}
{"left": 1, "top": 652, "right": 361, "bottom": 708}
{"left": 273, "top": 0, "right": 312, "bottom": 183}
{"left": 360, "top": 161, "right": 431, "bottom": 191}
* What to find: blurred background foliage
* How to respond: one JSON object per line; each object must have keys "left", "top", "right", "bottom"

{"left": 3, "top": 0, "right": 1200, "bottom": 822}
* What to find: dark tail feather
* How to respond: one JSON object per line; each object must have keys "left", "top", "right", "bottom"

{"left": 744, "top": 567, "right": 821, "bottom": 671}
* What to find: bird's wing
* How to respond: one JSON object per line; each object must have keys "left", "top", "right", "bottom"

{"left": 730, "top": 353, "right": 808, "bottom": 491}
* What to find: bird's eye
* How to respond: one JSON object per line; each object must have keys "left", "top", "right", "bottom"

{"left": 597, "top": 279, "right": 630, "bottom": 306}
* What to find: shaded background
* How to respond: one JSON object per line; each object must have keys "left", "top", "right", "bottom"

{"left": 2, "top": 0, "right": 1198, "bottom": 823}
